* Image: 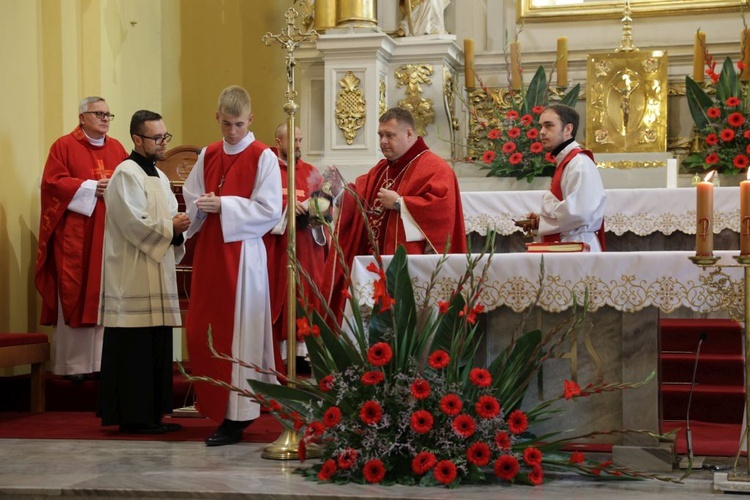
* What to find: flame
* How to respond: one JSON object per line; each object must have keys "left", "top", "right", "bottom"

{"left": 704, "top": 171, "right": 716, "bottom": 182}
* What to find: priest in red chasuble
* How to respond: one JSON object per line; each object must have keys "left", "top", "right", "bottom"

{"left": 322, "top": 107, "right": 467, "bottom": 322}
{"left": 264, "top": 123, "right": 327, "bottom": 375}
{"left": 35, "top": 96, "right": 128, "bottom": 379}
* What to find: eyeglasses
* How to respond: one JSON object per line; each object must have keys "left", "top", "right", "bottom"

{"left": 82, "top": 111, "right": 115, "bottom": 121}
{"left": 136, "top": 133, "right": 173, "bottom": 145}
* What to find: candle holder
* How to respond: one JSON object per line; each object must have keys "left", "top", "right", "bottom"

{"left": 688, "top": 255, "right": 720, "bottom": 266}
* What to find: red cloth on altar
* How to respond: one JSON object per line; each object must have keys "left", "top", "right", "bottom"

{"left": 35, "top": 127, "right": 127, "bottom": 327}
{"left": 263, "top": 153, "right": 327, "bottom": 373}
{"left": 185, "top": 141, "right": 262, "bottom": 423}
{"left": 322, "top": 138, "right": 467, "bottom": 323}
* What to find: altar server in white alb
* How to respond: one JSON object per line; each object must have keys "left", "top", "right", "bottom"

{"left": 183, "top": 85, "right": 282, "bottom": 447}
{"left": 525, "top": 104, "right": 607, "bottom": 251}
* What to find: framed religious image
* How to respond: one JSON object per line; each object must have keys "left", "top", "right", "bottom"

{"left": 517, "top": 0, "right": 747, "bottom": 22}
{"left": 585, "top": 50, "right": 668, "bottom": 153}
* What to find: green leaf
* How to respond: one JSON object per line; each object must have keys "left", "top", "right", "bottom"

{"left": 490, "top": 329, "right": 543, "bottom": 412}
{"left": 560, "top": 83, "right": 580, "bottom": 107}
{"left": 247, "top": 379, "right": 323, "bottom": 418}
{"left": 524, "top": 66, "right": 548, "bottom": 114}
{"left": 716, "top": 56, "right": 741, "bottom": 104}
{"left": 685, "top": 76, "right": 713, "bottom": 130}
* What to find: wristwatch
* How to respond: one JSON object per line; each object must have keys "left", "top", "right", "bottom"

{"left": 393, "top": 197, "right": 402, "bottom": 212}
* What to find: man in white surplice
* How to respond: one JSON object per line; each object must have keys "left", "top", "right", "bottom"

{"left": 183, "top": 85, "right": 282, "bottom": 447}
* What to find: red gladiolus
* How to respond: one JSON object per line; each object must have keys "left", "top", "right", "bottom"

{"left": 483, "top": 150, "right": 496, "bottom": 164}
{"left": 707, "top": 107, "right": 721, "bottom": 119}
{"left": 509, "top": 152, "right": 524, "bottom": 165}
{"left": 452, "top": 414, "right": 477, "bottom": 437}
{"left": 359, "top": 400, "right": 383, "bottom": 425}
{"left": 317, "top": 459, "right": 337, "bottom": 481}
{"left": 361, "top": 370, "right": 385, "bottom": 385}
{"left": 526, "top": 128, "right": 539, "bottom": 139}
{"left": 495, "top": 431, "right": 511, "bottom": 450}
{"left": 410, "top": 379, "right": 431, "bottom": 399}
{"left": 410, "top": 410, "right": 434, "bottom": 434}
{"left": 705, "top": 153, "right": 720, "bottom": 164}
{"left": 569, "top": 451, "right": 585, "bottom": 463}
{"left": 366, "top": 261, "right": 385, "bottom": 279}
{"left": 494, "top": 454, "right": 520, "bottom": 481}
{"left": 367, "top": 342, "right": 392, "bottom": 366}
{"left": 296, "top": 317, "right": 312, "bottom": 340}
{"left": 319, "top": 375, "right": 334, "bottom": 392}
{"left": 467, "top": 441, "right": 492, "bottom": 466}
{"left": 337, "top": 448, "right": 358, "bottom": 470}
{"left": 469, "top": 367, "right": 492, "bottom": 387}
{"left": 341, "top": 287, "right": 351, "bottom": 300}
{"left": 269, "top": 399, "right": 282, "bottom": 412}
{"left": 488, "top": 128, "right": 502, "bottom": 139}
{"left": 508, "top": 409, "right": 528, "bottom": 434}
{"left": 412, "top": 451, "right": 437, "bottom": 475}
{"left": 523, "top": 446, "right": 543, "bottom": 466}
{"left": 458, "top": 303, "right": 484, "bottom": 324}
{"left": 506, "top": 110, "right": 519, "bottom": 120}
{"left": 372, "top": 279, "right": 395, "bottom": 312}
{"left": 363, "top": 459, "right": 386, "bottom": 483}
{"left": 563, "top": 379, "right": 581, "bottom": 400}
{"left": 440, "top": 394, "right": 463, "bottom": 415}
{"left": 438, "top": 300, "right": 450, "bottom": 313}
{"left": 507, "top": 127, "right": 521, "bottom": 139}
{"left": 434, "top": 460, "right": 458, "bottom": 485}
{"left": 735, "top": 154, "right": 750, "bottom": 169}
{"left": 530, "top": 142, "right": 543, "bottom": 154}
{"left": 727, "top": 96, "right": 741, "bottom": 107}
{"left": 475, "top": 395, "right": 501, "bottom": 418}
{"left": 728, "top": 112, "right": 746, "bottom": 128}
{"left": 298, "top": 438, "right": 307, "bottom": 462}
{"left": 545, "top": 152, "right": 556, "bottom": 163}
{"left": 528, "top": 465, "right": 544, "bottom": 485}
{"left": 720, "top": 129, "right": 736, "bottom": 142}
{"left": 705, "top": 133, "right": 719, "bottom": 146}
{"left": 428, "top": 350, "right": 450, "bottom": 369}
{"left": 502, "top": 141, "right": 517, "bottom": 154}
{"left": 323, "top": 406, "right": 342, "bottom": 428}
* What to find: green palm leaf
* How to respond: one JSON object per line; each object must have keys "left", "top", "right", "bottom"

{"left": 685, "top": 76, "right": 713, "bottom": 130}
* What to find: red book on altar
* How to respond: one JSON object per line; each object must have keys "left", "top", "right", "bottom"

{"left": 525, "top": 241, "right": 590, "bottom": 253}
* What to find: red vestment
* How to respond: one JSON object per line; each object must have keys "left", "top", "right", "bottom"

{"left": 263, "top": 154, "right": 327, "bottom": 373}
{"left": 322, "top": 138, "right": 467, "bottom": 323}
{"left": 35, "top": 127, "right": 127, "bottom": 327}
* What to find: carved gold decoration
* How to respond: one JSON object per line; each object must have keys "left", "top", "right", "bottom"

{"left": 443, "top": 67, "right": 459, "bottom": 159}
{"left": 335, "top": 71, "right": 366, "bottom": 145}
{"left": 586, "top": 50, "right": 668, "bottom": 153}
{"left": 293, "top": 0, "right": 315, "bottom": 32}
{"left": 396, "top": 64, "right": 435, "bottom": 137}
{"left": 596, "top": 160, "right": 667, "bottom": 170}
{"left": 378, "top": 78, "right": 387, "bottom": 118}
{"left": 337, "top": 0, "right": 377, "bottom": 28}
{"left": 466, "top": 86, "right": 518, "bottom": 159}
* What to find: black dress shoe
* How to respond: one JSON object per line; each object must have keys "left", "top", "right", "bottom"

{"left": 159, "top": 422, "right": 182, "bottom": 432}
{"left": 205, "top": 419, "right": 253, "bottom": 447}
{"left": 119, "top": 423, "right": 167, "bottom": 435}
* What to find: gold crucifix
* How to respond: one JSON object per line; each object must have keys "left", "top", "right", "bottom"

{"left": 261, "top": 7, "right": 319, "bottom": 461}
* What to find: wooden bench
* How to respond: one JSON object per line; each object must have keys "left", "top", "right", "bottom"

{"left": 0, "top": 333, "right": 49, "bottom": 412}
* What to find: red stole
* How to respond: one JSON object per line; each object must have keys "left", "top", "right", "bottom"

{"left": 543, "top": 147, "right": 606, "bottom": 250}
{"left": 186, "top": 140, "right": 264, "bottom": 423}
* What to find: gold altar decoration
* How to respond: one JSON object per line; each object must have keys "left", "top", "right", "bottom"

{"left": 597, "top": 160, "right": 667, "bottom": 170}
{"left": 378, "top": 78, "right": 387, "bottom": 118}
{"left": 337, "top": 0, "right": 377, "bottom": 28}
{"left": 443, "top": 67, "right": 460, "bottom": 159}
{"left": 335, "top": 71, "right": 366, "bottom": 145}
{"left": 293, "top": 0, "right": 315, "bottom": 32}
{"left": 261, "top": 7, "right": 319, "bottom": 461}
{"left": 465, "top": 86, "right": 519, "bottom": 159}
{"left": 395, "top": 64, "right": 435, "bottom": 137}
{"left": 585, "top": 1, "right": 667, "bottom": 153}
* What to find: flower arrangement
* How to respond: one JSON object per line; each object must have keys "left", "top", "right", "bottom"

{"left": 683, "top": 55, "right": 750, "bottom": 175}
{"left": 475, "top": 66, "right": 580, "bottom": 182}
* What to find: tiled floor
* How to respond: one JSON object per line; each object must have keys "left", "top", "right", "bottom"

{"left": 0, "top": 438, "right": 740, "bottom": 499}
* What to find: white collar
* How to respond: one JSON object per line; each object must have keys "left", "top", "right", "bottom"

{"left": 223, "top": 131, "right": 254, "bottom": 155}
{"left": 83, "top": 129, "right": 105, "bottom": 147}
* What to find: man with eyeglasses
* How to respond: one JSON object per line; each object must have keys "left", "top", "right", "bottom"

{"left": 35, "top": 96, "right": 127, "bottom": 382}
{"left": 98, "top": 110, "right": 190, "bottom": 434}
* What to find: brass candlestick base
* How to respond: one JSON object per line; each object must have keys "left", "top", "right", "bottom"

{"left": 688, "top": 255, "right": 720, "bottom": 266}
{"left": 735, "top": 255, "right": 750, "bottom": 265}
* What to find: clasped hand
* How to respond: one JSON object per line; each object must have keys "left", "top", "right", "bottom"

{"left": 172, "top": 213, "right": 190, "bottom": 234}
{"left": 196, "top": 192, "right": 221, "bottom": 214}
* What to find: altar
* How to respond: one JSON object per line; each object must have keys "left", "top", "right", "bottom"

{"left": 349, "top": 251, "right": 743, "bottom": 446}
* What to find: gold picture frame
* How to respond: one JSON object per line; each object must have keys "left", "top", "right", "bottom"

{"left": 517, "top": 0, "right": 748, "bottom": 23}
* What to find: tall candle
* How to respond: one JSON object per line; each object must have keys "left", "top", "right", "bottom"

{"left": 741, "top": 174, "right": 750, "bottom": 255}
{"left": 556, "top": 37, "right": 568, "bottom": 88}
{"left": 693, "top": 31, "right": 706, "bottom": 83}
{"left": 464, "top": 38, "right": 475, "bottom": 88}
{"left": 741, "top": 29, "right": 750, "bottom": 81}
{"left": 695, "top": 172, "right": 715, "bottom": 256}
{"left": 510, "top": 41, "right": 522, "bottom": 90}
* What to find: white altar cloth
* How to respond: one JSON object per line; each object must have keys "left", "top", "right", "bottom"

{"left": 461, "top": 187, "right": 740, "bottom": 236}
{"left": 351, "top": 251, "right": 742, "bottom": 314}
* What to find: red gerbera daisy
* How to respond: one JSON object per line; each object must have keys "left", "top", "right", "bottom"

{"left": 488, "top": 128, "right": 501, "bottom": 139}
{"left": 523, "top": 446, "right": 543, "bottom": 466}
{"left": 469, "top": 367, "right": 492, "bottom": 387}
{"left": 532, "top": 105, "right": 545, "bottom": 114}
{"left": 317, "top": 459, "right": 337, "bottom": 481}
{"left": 304, "top": 421, "right": 325, "bottom": 439}
{"left": 530, "top": 142, "right": 543, "bottom": 153}
{"left": 506, "top": 110, "right": 519, "bottom": 120}
{"left": 507, "top": 127, "right": 521, "bottom": 139}
{"left": 509, "top": 152, "right": 524, "bottom": 165}
{"left": 467, "top": 441, "right": 491, "bottom": 466}
{"left": 363, "top": 458, "right": 386, "bottom": 483}
{"left": 475, "top": 395, "right": 501, "bottom": 419}
{"left": 745, "top": 130, "right": 750, "bottom": 140}
{"left": 323, "top": 406, "right": 342, "bottom": 428}
{"left": 569, "top": 451, "right": 585, "bottom": 463}
{"left": 495, "top": 431, "right": 511, "bottom": 450}
{"left": 507, "top": 409, "right": 528, "bottom": 434}
{"left": 705, "top": 133, "right": 719, "bottom": 146}
{"left": 410, "top": 410, "right": 434, "bottom": 434}
{"left": 367, "top": 342, "right": 392, "bottom": 366}
{"left": 337, "top": 448, "right": 358, "bottom": 470}
{"left": 318, "top": 375, "right": 334, "bottom": 392}
{"left": 734, "top": 154, "right": 750, "bottom": 169}
{"left": 705, "top": 152, "right": 720, "bottom": 164}
{"left": 452, "top": 414, "right": 476, "bottom": 437}
{"left": 521, "top": 114, "right": 534, "bottom": 126}
{"left": 502, "top": 141, "right": 517, "bottom": 154}
{"left": 428, "top": 350, "right": 450, "bottom": 369}
{"left": 707, "top": 107, "right": 721, "bottom": 119}
{"left": 412, "top": 451, "right": 437, "bottom": 475}
{"left": 563, "top": 379, "right": 581, "bottom": 400}
{"left": 720, "top": 128, "right": 736, "bottom": 142}
{"left": 483, "top": 150, "right": 496, "bottom": 164}
{"left": 727, "top": 96, "right": 741, "bottom": 107}
{"left": 359, "top": 400, "right": 383, "bottom": 425}
{"left": 729, "top": 112, "right": 746, "bottom": 128}
{"left": 545, "top": 152, "right": 556, "bottom": 163}
{"left": 526, "top": 128, "right": 539, "bottom": 139}
{"left": 434, "top": 460, "right": 458, "bottom": 485}
{"left": 361, "top": 370, "right": 385, "bottom": 386}
{"left": 528, "top": 465, "right": 544, "bottom": 485}
{"left": 440, "top": 394, "right": 463, "bottom": 415}
{"left": 494, "top": 454, "right": 520, "bottom": 481}
{"left": 410, "top": 379, "right": 431, "bottom": 399}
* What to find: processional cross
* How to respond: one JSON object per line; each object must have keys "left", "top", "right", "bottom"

{"left": 261, "top": 7, "right": 319, "bottom": 461}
